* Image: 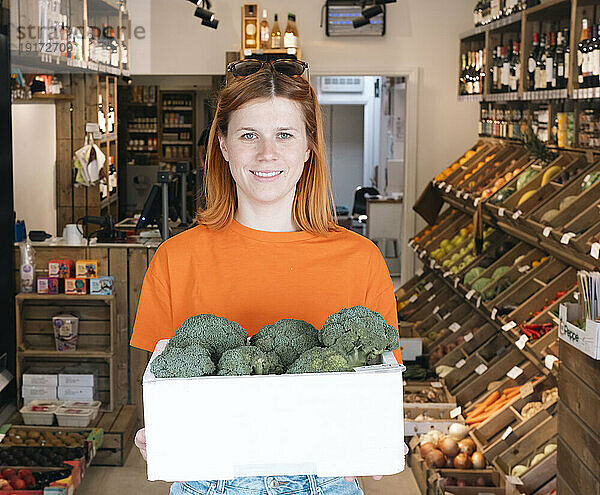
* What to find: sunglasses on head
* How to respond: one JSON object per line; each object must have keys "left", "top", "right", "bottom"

{"left": 227, "top": 59, "right": 309, "bottom": 78}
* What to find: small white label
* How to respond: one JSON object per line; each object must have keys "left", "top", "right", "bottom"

{"left": 409, "top": 295, "right": 418, "bottom": 303}
{"left": 416, "top": 269, "right": 424, "bottom": 277}
{"left": 456, "top": 189, "right": 462, "bottom": 198}
{"left": 574, "top": 292, "right": 579, "bottom": 301}
{"left": 502, "top": 426, "right": 513, "bottom": 440}
{"left": 420, "top": 250, "right": 427, "bottom": 259}
{"left": 431, "top": 382, "right": 443, "bottom": 388}
{"left": 560, "top": 232, "right": 576, "bottom": 245}
{"left": 443, "top": 271, "right": 451, "bottom": 278}
{"left": 450, "top": 322, "right": 461, "bottom": 333}
{"left": 476, "top": 297, "right": 482, "bottom": 308}
{"left": 425, "top": 282, "right": 434, "bottom": 291}
{"left": 430, "top": 259, "right": 436, "bottom": 269}
{"left": 502, "top": 321, "right": 517, "bottom": 331}
{"left": 450, "top": 406, "right": 462, "bottom": 419}
{"left": 543, "top": 226, "right": 552, "bottom": 237}
{"left": 498, "top": 207, "right": 505, "bottom": 217}
{"left": 463, "top": 193, "right": 470, "bottom": 199}
{"left": 409, "top": 436, "right": 420, "bottom": 450}
{"left": 515, "top": 334, "right": 529, "bottom": 350}
{"left": 438, "top": 181, "right": 446, "bottom": 189}
{"left": 512, "top": 210, "right": 522, "bottom": 220}
{"left": 446, "top": 184, "right": 452, "bottom": 193}
{"left": 408, "top": 239, "right": 415, "bottom": 247}
{"left": 491, "top": 308, "right": 498, "bottom": 320}
{"left": 464, "top": 332, "right": 474, "bottom": 342}
{"left": 507, "top": 366, "right": 524, "bottom": 379}
{"left": 456, "top": 358, "right": 466, "bottom": 368}
{"left": 466, "top": 289, "right": 476, "bottom": 300}
{"left": 428, "top": 294, "right": 436, "bottom": 303}
{"left": 545, "top": 354, "right": 559, "bottom": 370}
{"left": 591, "top": 242, "right": 600, "bottom": 260}
{"left": 474, "top": 197, "right": 482, "bottom": 207}
{"left": 443, "top": 312, "right": 451, "bottom": 320}
{"left": 454, "top": 278, "right": 460, "bottom": 288}
{"left": 506, "top": 476, "right": 524, "bottom": 486}
{"left": 475, "top": 363, "right": 488, "bottom": 375}
{"left": 433, "top": 305, "right": 440, "bottom": 314}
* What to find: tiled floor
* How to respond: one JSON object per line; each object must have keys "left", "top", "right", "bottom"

{"left": 77, "top": 449, "right": 420, "bottom": 494}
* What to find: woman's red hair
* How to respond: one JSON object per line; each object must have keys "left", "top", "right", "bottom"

{"left": 196, "top": 67, "right": 339, "bottom": 235}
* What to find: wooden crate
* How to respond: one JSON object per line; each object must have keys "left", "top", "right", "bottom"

{"left": 494, "top": 415, "right": 557, "bottom": 495}
{"left": 435, "top": 322, "right": 496, "bottom": 370}
{"left": 437, "top": 142, "right": 495, "bottom": 187}
{"left": 91, "top": 405, "right": 138, "bottom": 466}
{"left": 433, "top": 469, "right": 505, "bottom": 495}
{"left": 446, "top": 143, "right": 508, "bottom": 188}
{"left": 15, "top": 294, "right": 116, "bottom": 412}
{"left": 404, "top": 405, "right": 464, "bottom": 436}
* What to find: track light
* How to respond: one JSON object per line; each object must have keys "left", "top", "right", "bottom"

{"left": 352, "top": 3, "right": 384, "bottom": 29}
{"left": 194, "top": 6, "right": 214, "bottom": 22}
{"left": 352, "top": 16, "right": 370, "bottom": 28}
{"left": 201, "top": 17, "right": 219, "bottom": 29}
{"left": 188, "top": 0, "right": 219, "bottom": 29}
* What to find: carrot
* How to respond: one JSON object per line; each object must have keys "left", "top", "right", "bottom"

{"left": 503, "top": 389, "right": 521, "bottom": 400}
{"left": 465, "top": 412, "right": 489, "bottom": 424}
{"left": 502, "top": 385, "right": 521, "bottom": 394}
{"left": 481, "top": 391, "right": 500, "bottom": 408}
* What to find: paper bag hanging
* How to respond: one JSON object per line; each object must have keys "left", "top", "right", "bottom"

{"left": 73, "top": 136, "right": 106, "bottom": 187}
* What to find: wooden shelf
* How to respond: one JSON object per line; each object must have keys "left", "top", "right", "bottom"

{"left": 163, "top": 124, "right": 192, "bottom": 128}
{"left": 162, "top": 106, "right": 193, "bottom": 111}
{"left": 18, "top": 347, "right": 114, "bottom": 358}
{"left": 16, "top": 293, "right": 114, "bottom": 302}
{"left": 161, "top": 140, "right": 193, "bottom": 145}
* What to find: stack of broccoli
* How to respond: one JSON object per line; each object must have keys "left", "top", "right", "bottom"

{"left": 150, "top": 306, "right": 399, "bottom": 378}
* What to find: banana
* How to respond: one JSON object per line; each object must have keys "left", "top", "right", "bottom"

{"left": 517, "top": 190, "right": 537, "bottom": 206}
{"left": 541, "top": 166, "right": 562, "bottom": 187}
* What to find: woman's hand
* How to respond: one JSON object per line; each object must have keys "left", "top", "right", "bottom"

{"left": 134, "top": 428, "right": 147, "bottom": 461}
{"left": 344, "top": 476, "right": 383, "bottom": 482}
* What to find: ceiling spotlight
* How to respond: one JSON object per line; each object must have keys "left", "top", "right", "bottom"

{"left": 188, "top": 0, "right": 218, "bottom": 29}
{"left": 201, "top": 17, "right": 219, "bottom": 29}
{"left": 374, "top": 0, "right": 397, "bottom": 4}
{"left": 352, "top": 2, "right": 385, "bottom": 29}
{"left": 352, "top": 16, "right": 370, "bottom": 28}
{"left": 194, "top": 6, "right": 215, "bottom": 22}
{"left": 363, "top": 4, "right": 384, "bottom": 18}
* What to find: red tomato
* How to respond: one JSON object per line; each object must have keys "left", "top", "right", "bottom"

{"left": 12, "top": 479, "right": 26, "bottom": 490}
{"left": 0, "top": 471, "right": 14, "bottom": 479}
{"left": 17, "top": 470, "right": 32, "bottom": 479}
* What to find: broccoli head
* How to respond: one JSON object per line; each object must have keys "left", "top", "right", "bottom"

{"left": 150, "top": 344, "right": 215, "bottom": 378}
{"left": 319, "top": 305, "right": 399, "bottom": 368}
{"left": 250, "top": 318, "right": 320, "bottom": 368}
{"left": 217, "top": 346, "right": 283, "bottom": 376}
{"left": 286, "top": 347, "right": 352, "bottom": 374}
{"left": 168, "top": 314, "right": 248, "bottom": 360}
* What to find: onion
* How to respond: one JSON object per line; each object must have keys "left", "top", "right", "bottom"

{"left": 426, "top": 449, "right": 446, "bottom": 468}
{"left": 444, "top": 455, "right": 455, "bottom": 468}
{"left": 440, "top": 437, "right": 460, "bottom": 458}
{"left": 458, "top": 438, "right": 476, "bottom": 456}
{"left": 453, "top": 452, "right": 473, "bottom": 469}
{"left": 471, "top": 451, "right": 486, "bottom": 469}
{"left": 448, "top": 423, "right": 470, "bottom": 441}
{"left": 474, "top": 476, "right": 488, "bottom": 487}
{"left": 420, "top": 442, "right": 436, "bottom": 459}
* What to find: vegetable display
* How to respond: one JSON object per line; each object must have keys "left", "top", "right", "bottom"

{"left": 150, "top": 306, "right": 399, "bottom": 378}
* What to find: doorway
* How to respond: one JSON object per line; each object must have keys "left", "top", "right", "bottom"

{"left": 312, "top": 70, "right": 418, "bottom": 282}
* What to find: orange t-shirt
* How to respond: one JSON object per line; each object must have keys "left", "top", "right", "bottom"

{"left": 130, "top": 220, "right": 401, "bottom": 363}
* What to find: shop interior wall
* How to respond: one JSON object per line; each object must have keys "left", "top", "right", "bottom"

{"left": 129, "top": 0, "right": 479, "bottom": 231}
{"left": 11, "top": 102, "right": 57, "bottom": 235}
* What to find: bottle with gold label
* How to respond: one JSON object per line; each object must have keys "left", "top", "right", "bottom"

{"left": 271, "top": 14, "right": 281, "bottom": 49}
{"left": 259, "top": 9, "right": 270, "bottom": 50}
{"left": 283, "top": 13, "right": 298, "bottom": 49}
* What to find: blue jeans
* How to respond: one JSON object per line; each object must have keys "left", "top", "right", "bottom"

{"left": 169, "top": 476, "right": 363, "bottom": 495}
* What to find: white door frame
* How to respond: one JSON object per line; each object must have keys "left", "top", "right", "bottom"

{"left": 311, "top": 67, "right": 420, "bottom": 281}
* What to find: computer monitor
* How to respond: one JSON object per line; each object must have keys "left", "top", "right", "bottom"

{"left": 135, "top": 179, "right": 181, "bottom": 230}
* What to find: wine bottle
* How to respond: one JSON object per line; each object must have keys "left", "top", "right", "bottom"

{"left": 579, "top": 18, "right": 589, "bottom": 87}
{"left": 283, "top": 13, "right": 298, "bottom": 49}
{"left": 528, "top": 33, "right": 539, "bottom": 91}
{"left": 271, "top": 14, "right": 281, "bottom": 49}
{"left": 259, "top": 9, "right": 270, "bottom": 49}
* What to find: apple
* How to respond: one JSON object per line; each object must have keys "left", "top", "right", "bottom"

{"left": 12, "top": 479, "right": 26, "bottom": 490}
{"left": 0, "top": 470, "right": 15, "bottom": 479}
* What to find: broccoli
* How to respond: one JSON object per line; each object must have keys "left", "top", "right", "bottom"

{"left": 250, "top": 319, "right": 320, "bottom": 368}
{"left": 217, "top": 346, "right": 283, "bottom": 376}
{"left": 168, "top": 314, "right": 249, "bottom": 360}
{"left": 319, "top": 305, "right": 399, "bottom": 368}
{"left": 150, "top": 344, "right": 215, "bottom": 378}
{"left": 286, "top": 347, "right": 352, "bottom": 374}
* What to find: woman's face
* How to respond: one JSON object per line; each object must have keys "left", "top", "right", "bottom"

{"left": 218, "top": 97, "right": 311, "bottom": 209}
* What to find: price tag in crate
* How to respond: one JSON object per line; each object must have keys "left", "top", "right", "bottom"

{"left": 428, "top": 294, "right": 436, "bottom": 303}
{"left": 476, "top": 296, "right": 482, "bottom": 308}
{"left": 473, "top": 197, "right": 481, "bottom": 207}
{"left": 543, "top": 226, "right": 552, "bottom": 237}
{"left": 450, "top": 406, "right": 461, "bottom": 419}
{"left": 498, "top": 207, "right": 505, "bottom": 217}
{"left": 455, "top": 359, "right": 466, "bottom": 369}
{"left": 475, "top": 363, "right": 488, "bottom": 375}
{"left": 443, "top": 271, "right": 452, "bottom": 278}
{"left": 545, "top": 354, "right": 559, "bottom": 370}
{"left": 591, "top": 242, "right": 600, "bottom": 260}
{"left": 433, "top": 305, "right": 440, "bottom": 314}
{"left": 454, "top": 278, "right": 460, "bottom": 288}
{"left": 430, "top": 259, "right": 436, "bottom": 269}
{"left": 464, "top": 332, "right": 474, "bottom": 342}
{"left": 515, "top": 334, "right": 529, "bottom": 350}
{"left": 502, "top": 321, "right": 517, "bottom": 331}
{"left": 520, "top": 382, "right": 534, "bottom": 399}
{"left": 518, "top": 264, "right": 529, "bottom": 273}
{"left": 463, "top": 193, "right": 470, "bottom": 200}
{"left": 416, "top": 268, "right": 424, "bottom": 277}
{"left": 438, "top": 181, "right": 446, "bottom": 190}
{"left": 449, "top": 322, "right": 461, "bottom": 333}
{"left": 431, "top": 382, "right": 443, "bottom": 388}
{"left": 491, "top": 308, "right": 498, "bottom": 320}
{"left": 424, "top": 282, "right": 434, "bottom": 291}
{"left": 409, "top": 295, "right": 418, "bottom": 303}
{"left": 409, "top": 436, "right": 420, "bottom": 450}
{"left": 466, "top": 289, "right": 476, "bottom": 300}
{"left": 507, "top": 366, "right": 524, "bottom": 380}
{"left": 560, "top": 232, "right": 576, "bottom": 245}
{"left": 443, "top": 312, "right": 451, "bottom": 320}
{"left": 445, "top": 184, "right": 452, "bottom": 193}
{"left": 419, "top": 250, "right": 427, "bottom": 259}
{"left": 501, "top": 426, "right": 513, "bottom": 441}
{"left": 512, "top": 210, "right": 522, "bottom": 220}
{"left": 408, "top": 239, "right": 415, "bottom": 248}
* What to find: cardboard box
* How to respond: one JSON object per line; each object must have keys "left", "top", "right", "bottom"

{"left": 37, "top": 277, "right": 63, "bottom": 295}
{"left": 49, "top": 259, "right": 74, "bottom": 278}
{"left": 143, "top": 339, "right": 405, "bottom": 481}
{"left": 22, "top": 372, "right": 59, "bottom": 387}
{"left": 559, "top": 303, "right": 600, "bottom": 360}
{"left": 22, "top": 385, "right": 57, "bottom": 400}
{"left": 65, "top": 278, "right": 88, "bottom": 295}
{"left": 89, "top": 276, "right": 114, "bottom": 295}
{"left": 75, "top": 260, "right": 98, "bottom": 278}
{"left": 58, "top": 385, "right": 95, "bottom": 400}
{"left": 59, "top": 364, "right": 99, "bottom": 387}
